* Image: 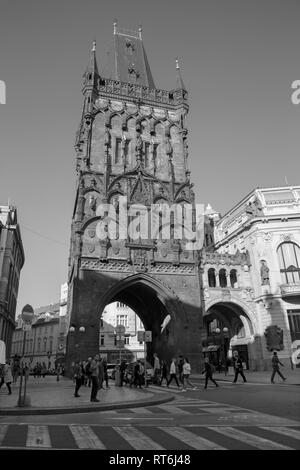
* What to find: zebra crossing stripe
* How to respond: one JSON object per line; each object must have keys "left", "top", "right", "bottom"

{"left": 208, "top": 426, "right": 293, "bottom": 450}
{"left": 160, "top": 427, "right": 226, "bottom": 450}
{"left": 26, "top": 425, "right": 52, "bottom": 448}
{"left": 69, "top": 425, "right": 106, "bottom": 449}
{"left": 157, "top": 405, "right": 191, "bottom": 415}
{"left": 129, "top": 408, "right": 154, "bottom": 415}
{"left": 113, "top": 426, "right": 164, "bottom": 450}
{"left": 260, "top": 426, "right": 300, "bottom": 440}
{"left": 0, "top": 425, "right": 8, "bottom": 446}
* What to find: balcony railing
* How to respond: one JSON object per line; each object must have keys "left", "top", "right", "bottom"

{"left": 280, "top": 283, "right": 300, "bottom": 297}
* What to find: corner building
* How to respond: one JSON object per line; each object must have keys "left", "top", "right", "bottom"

{"left": 202, "top": 186, "right": 300, "bottom": 370}
{"left": 66, "top": 24, "right": 203, "bottom": 372}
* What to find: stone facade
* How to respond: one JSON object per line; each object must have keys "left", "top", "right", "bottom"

{"left": 66, "top": 25, "right": 203, "bottom": 373}
{"left": 0, "top": 205, "right": 24, "bottom": 358}
{"left": 203, "top": 186, "right": 300, "bottom": 370}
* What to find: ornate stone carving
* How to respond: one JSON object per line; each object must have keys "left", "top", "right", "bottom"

{"left": 80, "top": 259, "right": 132, "bottom": 272}
{"left": 260, "top": 260, "right": 270, "bottom": 285}
{"left": 262, "top": 232, "right": 272, "bottom": 242}
{"left": 264, "top": 325, "right": 284, "bottom": 351}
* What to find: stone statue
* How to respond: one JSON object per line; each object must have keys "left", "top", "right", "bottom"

{"left": 260, "top": 260, "right": 270, "bottom": 285}
{"left": 264, "top": 325, "right": 284, "bottom": 351}
{"left": 89, "top": 194, "right": 97, "bottom": 214}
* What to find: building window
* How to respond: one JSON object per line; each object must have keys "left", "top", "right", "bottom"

{"left": 219, "top": 269, "right": 227, "bottom": 288}
{"left": 43, "top": 339, "right": 47, "bottom": 352}
{"left": 116, "top": 315, "right": 128, "bottom": 328}
{"left": 208, "top": 268, "right": 216, "bottom": 287}
{"left": 100, "top": 335, "right": 105, "bottom": 346}
{"left": 277, "top": 242, "right": 300, "bottom": 284}
{"left": 144, "top": 142, "right": 150, "bottom": 167}
{"left": 288, "top": 310, "right": 300, "bottom": 341}
{"left": 124, "top": 139, "right": 130, "bottom": 165}
{"left": 124, "top": 336, "right": 130, "bottom": 345}
{"left": 117, "top": 302, "right": 126, "bottom": 309}
{"left": 230, "top": 269, "right": 238, "bottom": 288}
{"left": 37, "top": 338, "right": 41, "bottom": 352}
{"left": 100, "top": 319, "right": 104, "bottom": 328}
{"left": 115, "top": 137, "right": 122, "bottom": 163}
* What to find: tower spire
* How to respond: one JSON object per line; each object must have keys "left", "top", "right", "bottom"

{"left": 175, "top": 57, "right": 186, "bottom": 91}
{"left": 86, "top": 39, "right": 99, "bottom": 77}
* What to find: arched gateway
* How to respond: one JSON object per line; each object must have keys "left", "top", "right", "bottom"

{"left": 66, "top": 25, "right": 203, "bottom": 373}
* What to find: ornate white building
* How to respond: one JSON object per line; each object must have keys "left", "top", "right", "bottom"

{"left": 100, "top": 302, "right": 145, "bottom": 363}
{"left": 202, "top": 186, "right": 300, "bottom": 370}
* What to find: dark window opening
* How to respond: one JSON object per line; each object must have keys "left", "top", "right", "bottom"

{"left": 219, "top": 269, "right": 227, "bottom": 288}
{"left": 208, "top": 268, "right": 216, "bottom": 288}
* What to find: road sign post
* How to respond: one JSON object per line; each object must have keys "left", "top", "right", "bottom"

{"left": 116, "top": 325, "right": 126, "bottom": 364}
{"left": 18, "top": 304, "right": 34, "bottom": 408}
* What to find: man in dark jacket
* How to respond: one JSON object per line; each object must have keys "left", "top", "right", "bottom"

{"left": 73, "top": 361, "right": 82, "bottom": 397}
{"left": 232, "top": 353, "right": 247, "bottom": 383}
{"left": 202, "top": 358, "right": 219, "bottom": 389}
{"left": 271, "top": 351, "right": 286, "bottom": 383}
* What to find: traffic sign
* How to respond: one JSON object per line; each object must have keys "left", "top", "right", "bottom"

{"left": 137, "top": 331, "right": 152, "bottom": 342}
{"left": 21, "top": 304, "right": 34, "bottom": 324}
{"left": 145, "top": 331, "right": 152, "bottom": 342}
{"left": 116, "top": 324, "right": 126, "bottom": 334}
{"left": 22, "top": 324, "right": 32, "bottom": 331}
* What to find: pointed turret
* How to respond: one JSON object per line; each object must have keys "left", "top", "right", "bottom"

{"left": 82, "top": 40, "right": 99, "bottom": 96}
{"left": 175, "top": 58, "right": 187, "bottom": 91}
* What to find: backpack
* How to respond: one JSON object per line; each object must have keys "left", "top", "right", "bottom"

{"left": 85, "top": 362, "right": 92, "bottom": 376}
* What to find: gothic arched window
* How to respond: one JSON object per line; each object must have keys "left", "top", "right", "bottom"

{"left": 219, "top": 269, "right": 227, "bottom": 288}
{"left": 277, "top": 242, "right": 300, "bottom": 284}
{"left": 230, "top": 269, "right": 238, "bottom": 288}
{"left": 208, "top": 268, "right": 216, "bottom": 288}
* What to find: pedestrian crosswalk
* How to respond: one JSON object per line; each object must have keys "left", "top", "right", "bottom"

{"left": 0, "top": 423, "right": 299, "bottom": 449}
{"left": 100, "top": 397, "right": 263, "bottom": 417}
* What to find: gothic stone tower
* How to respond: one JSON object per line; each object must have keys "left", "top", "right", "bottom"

{"left": 66, "top": 23, "right": 203, "bottom": 371}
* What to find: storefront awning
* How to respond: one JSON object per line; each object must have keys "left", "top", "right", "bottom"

{"left": 202, "top": 345, "right": 220, "bottom": 352}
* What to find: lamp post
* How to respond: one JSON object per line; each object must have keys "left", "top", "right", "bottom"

{"left": 18, "top": 304, "right": 34, "bottom": 407}
{"left": 68, "top": 325, "right": 85, "bottom": 363}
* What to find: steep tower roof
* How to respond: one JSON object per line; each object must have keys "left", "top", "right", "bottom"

{"left": 113, "top": 21, "right": 155, "bottom": 88}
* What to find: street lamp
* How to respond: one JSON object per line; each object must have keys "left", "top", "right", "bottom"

{"left": 68, "top": 325, "right": 86, "bottom": 362}
{"left": 18, "top": 304, "right": 35, "bottom": 407}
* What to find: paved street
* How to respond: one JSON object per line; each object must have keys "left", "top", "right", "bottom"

{"left": 0, "top": 375, "right": 299, "bottom": 450}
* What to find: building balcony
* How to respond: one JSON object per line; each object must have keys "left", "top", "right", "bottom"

{"left": 280, "top": 283, "right": 300, "bottom": 298}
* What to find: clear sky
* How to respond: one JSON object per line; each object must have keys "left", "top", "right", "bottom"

{"left": 0, "top": 0, "right": 299, "bottom": 314}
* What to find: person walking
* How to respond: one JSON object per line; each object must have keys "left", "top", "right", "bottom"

{"left": 167, "top": 358, "right": 180, "bottom": 388}
{"left": 85, "top": 357, "right": 92, "bottom": 387}
{"left": 102, "top": 359, "right": 110, "bottom": 389}
{"left": 232, "top": 353, "right": 247, "bottom": 383}
{"left": 153, "top": 353, "right": 161, "bottom": 385}
{"left": 98, "top": 357, "right": 105, "bottom": 390}
{"left": 90, "top": 354, "right": 100, "bottom": 402}
{"left": 271, "top": 351, "right": 286, "bottom": 383}
{"left": 202, "top": 357, "right": 219, "bottom": 389}
{"left": 182, "top": 358, "right": 197, "bottom": 391}
{"left": 177, "top": 355, "right": 184, "bottom": 385}
{"left": 73, "top": 361, "right": 82, "bottom": 397}
{"left": 0, "top": 361, "right": 13, "bottom": 394}
{"left": 159, "top": 360, "right": 168, "bottom": 386}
